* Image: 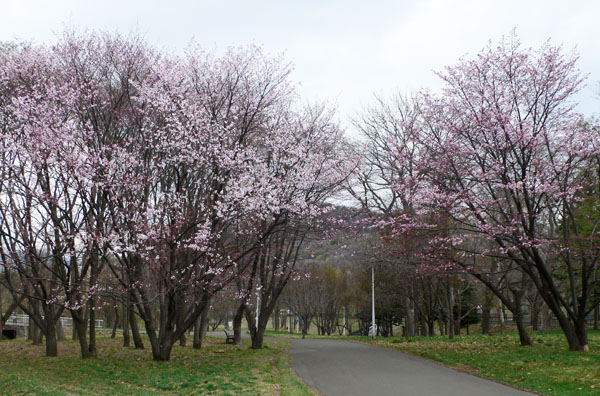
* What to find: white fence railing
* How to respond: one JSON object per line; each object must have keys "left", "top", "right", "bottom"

{"left": 5, "top": 314, "right": 104, "bottom": 329}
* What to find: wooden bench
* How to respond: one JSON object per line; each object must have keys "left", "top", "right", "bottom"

{"left": 224, "top": 329, "right": 235, "bottom": 344}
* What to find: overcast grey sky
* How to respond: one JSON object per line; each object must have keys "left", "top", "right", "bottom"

{"left": 2, "top": 0, "right": 599, "bottom": 131}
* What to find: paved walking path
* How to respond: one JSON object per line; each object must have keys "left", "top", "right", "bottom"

{"left": 289, "top": 338, "right": 535, "bottom": 396}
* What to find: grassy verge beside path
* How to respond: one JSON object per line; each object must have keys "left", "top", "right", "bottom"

{"left": 268, "top": 328, "right": 599, "bottom": 396}
{"left": 263, "top": 330, "right": 363, "bottom": 340}
{"left": 0, "top": 336, "right": 316, "bottom": 396}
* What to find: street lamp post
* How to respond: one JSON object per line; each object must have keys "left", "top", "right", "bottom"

{"left": 371, "top": 263, "right": 376, "bottom": 340}
{"left": 255, "top": 291, "right": 260, "bottom": 329}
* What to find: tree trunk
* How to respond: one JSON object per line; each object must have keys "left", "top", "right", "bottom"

{"left": 404, "top": 296, "right": 414, "bottom": 339}
{"left": 151, "top": 326, "right": 176, "bottom": 361}
{"left": 233, "top": 303, "right": 244, "bottom": 345}
{"left": 130, "top": 306, "right": 144, "bottom": 349}
{"left": 273, "top": 308, "right": 280, "bottom": 331}
{"left": 45, "top": 319, "right": 58, "bottom": 357}
{"left": 154, "top": 338, "right": 174, "bottom": 361}
{"left": 139, "top": 302, "right": 179, "bottom": 362}
{"left": 558, "top": 316, "right": 585, "bottom": 351}
{"left": 497, "top": 306, "right": 505, "bottom": 333}
{"left": 539, "top": 306, "right": 550, "bottom": 331}
{"left": 531, "top": 299, "right": 540, "bottom": 331}
{"left": 427, "top": 321, "right": 435, "bottom": 337}
{"left": 28, "top": 316, "right": 35, "bottom": 342}
{"left": 438, "top": 317, "right": 445, "bottom": 336}
{"left": 447, "top": 281, "right": 455, "bottom": 340}
{"left": 419, "top": 317, "right": 427, "bottom": 336}
{"left": 481, "top": 290, "right": 492, "bottom": 335}
{"left": 28, "top": 301, "right": 41, "bottom": 344}
{"left": 514, "top": 307, "right": 532, "bottom": 346}
{"left": 545, "top": 298, "right": 586, "bottom": 351}
{"left": 251, "top": 321, "right": 267, "bottom": 349}
{"left": 88, "top": 305, "right": 97, "bottom": 357}
{"left": 111, "top": 307, "right": 120, "bottom": 339}
{"left": 509, "top": 281, "right": 532, "bottom": 347}
{"left": 73, "top": 316, "right": 92, "bottom": 358}
{"left": 157, "top": 345, "right": 173, "bottom": 361}
{"left": 574, "top": 317, "right": 589, "bottom": 352}
{"left": 87, "top": 255, "right": 100, "bottom": 358}
{"left": 122, "top": 301, "right": 130, "bottom": 347}
{"left": 56, "top": 318, "right": 66, "bottom": 341}
{"left": 455, "top": 292, "right": 462, "bottom": 336}
{"left": 193, "top": 313, "right": 202, "bottom": 349}
{"left": 193, "top": 304, "right": 210, "bottom": 349}
{"left": 28, "top": 303, "right": 44, "bottom": 345}
{"left": 481, "top": 308, "right": 490, "bottom": 335}
{"left": 33, "top": 324, "right": 43, "bottom": 345}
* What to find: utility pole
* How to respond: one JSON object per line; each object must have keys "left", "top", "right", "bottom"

{"left": 255, "top": 290, "right": 260, "bottom": 329}
{"left": 371, "top": 263, "right": 376, "bottom": 340}
{"left": 343, "top": 307, "right": 347, "bottom": 336}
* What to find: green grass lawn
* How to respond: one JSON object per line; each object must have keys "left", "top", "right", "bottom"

{"left": 0, "top": 336, "right": 316, "bottom": 396}
{"left": 362, "top": 330, "right": 600, "bottom": 396}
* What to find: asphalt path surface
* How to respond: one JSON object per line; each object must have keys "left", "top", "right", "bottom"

{"left": 289, "top": 338, "right": 536, "bottom": 396}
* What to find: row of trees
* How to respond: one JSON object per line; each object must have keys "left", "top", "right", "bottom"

{"left": 346, "top": 33, "right": 599, "bottom": 351}
{"left": 281, "top": 237, "right": 561, "bottom": 341}
{"left": 1, "top": 30, "right": 598, "bottom": 361}
{"left": 0, "top": 32, "right": 355, "bottom": 360}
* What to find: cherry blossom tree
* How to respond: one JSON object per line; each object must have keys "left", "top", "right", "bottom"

{"left": 0, "top": 42, "right": 88, "bottom": 357}
{"left": 0, "top": 32, "right": 171, "bottom": 358}
{"left": 394, "top": 33, "right": 599, "bottom": 351}
{"left": 0, "top": 31, "right": 356, "bottom": 361}
{"left": 232, "top": 106, "right": 357, "bottom": 349}
{"left": 103, "top": 43, "right": 355, "bottom": 359}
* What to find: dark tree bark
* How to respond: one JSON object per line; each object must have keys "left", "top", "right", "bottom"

{"left": 88, "top": 305, "right": 97, "bottom": 357}
{"left": 233, "top": 303, "right": 245, "bottom": 345}
{"left": 29, "top": 318, "right": 40, "bottom": 344}
{"left": 133, "top": 285, "right": 212, "bottom": 361}
{"left": 480, "top": 282, "right": 493, "bottom": 335}
{"left": 129, "top": 304, "right": 144, "bottom": 349}
{"left": 111, "top": 306, "right": 120, "bottom": 339}
{"left": 73, "top": 315, "right": 91, "bottom": 358}
{"left": 56, "top": 318, "right": 66, "bottom": 342}
{"left": 193, "top": 303, "right": 210, "bottom": 349}
{"left": 470, "top": 271, "right": 532, "bottom": 346}
{"left": 87, "top": 256, "right": 101, "bottom": 358}
{"left": 122, "top": 300, "right": 130, "bottom": 347}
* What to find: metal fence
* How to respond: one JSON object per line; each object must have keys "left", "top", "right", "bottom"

{"left": 5, "top": 314, "right": 104, "bottom": 329}
{"left": 487, "top": 313, "right": 597, "bottom": 328}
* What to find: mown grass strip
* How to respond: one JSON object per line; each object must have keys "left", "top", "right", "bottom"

{"left": 0, "top": 336, "right": 316, "bottom": 396}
